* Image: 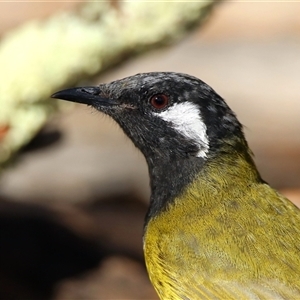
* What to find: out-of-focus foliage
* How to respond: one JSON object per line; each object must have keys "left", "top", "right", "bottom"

{"left": 0, "top": 1, "right": 216, "bottom": 169}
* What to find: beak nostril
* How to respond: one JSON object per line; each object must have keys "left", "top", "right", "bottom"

{"left": 81, "top": 87, "right": 100, "bottom": 95}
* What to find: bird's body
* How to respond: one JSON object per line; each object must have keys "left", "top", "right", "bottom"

{"left": 144, "top": 151, "right": 300, "bottom": 299}
{"left": 52, "top": 72, "right": 300, "bottom": 299}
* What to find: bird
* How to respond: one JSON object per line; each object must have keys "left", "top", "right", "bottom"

{"left": 52, "top": 72, "right": 300, "bottom": 300}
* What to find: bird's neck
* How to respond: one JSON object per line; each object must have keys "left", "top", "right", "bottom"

{"left": 145, "top": 144, "right": 262, "bottom": 224}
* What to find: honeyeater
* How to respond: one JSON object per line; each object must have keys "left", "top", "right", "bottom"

{"left": 52, "top": 72, "right": 300, "bottom": 299}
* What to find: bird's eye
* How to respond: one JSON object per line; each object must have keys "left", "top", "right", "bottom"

{"left": 150, "top": 94, "right": 169, "bottom": 110}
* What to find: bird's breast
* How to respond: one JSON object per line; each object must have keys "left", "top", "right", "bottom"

{"left": 143, "top": 174, "right": 300, "bottom": 299}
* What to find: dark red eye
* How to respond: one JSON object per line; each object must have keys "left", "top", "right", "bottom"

{"left": 150, "top": 94, "right": 169, "bottom": 109}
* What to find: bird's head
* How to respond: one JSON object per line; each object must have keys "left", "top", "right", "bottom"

{"left": 52, "top": 72, "right": 246, "bottom": 166}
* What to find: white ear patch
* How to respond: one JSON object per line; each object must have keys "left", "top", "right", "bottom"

{"left": 153, "top": 102, "right": 209, "bottom": 158}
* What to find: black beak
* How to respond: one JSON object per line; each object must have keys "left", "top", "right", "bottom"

{"left": 51, "top": 87, "right": 117, "bottom": 106}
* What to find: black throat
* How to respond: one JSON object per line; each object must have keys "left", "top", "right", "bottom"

{"left": 144, "top": 155, "right": 206, "bottom": 225}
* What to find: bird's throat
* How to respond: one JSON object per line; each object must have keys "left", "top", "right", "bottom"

{"left": 145, "top": 148, "right": 261, "bottom": 225}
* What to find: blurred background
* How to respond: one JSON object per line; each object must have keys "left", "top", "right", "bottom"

{"left": 0, "top": 1, "right": 299, "bottom": 299}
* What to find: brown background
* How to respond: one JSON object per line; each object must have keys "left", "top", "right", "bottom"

{"left": 0, "top": 2, "right": 299, "bottom": 299}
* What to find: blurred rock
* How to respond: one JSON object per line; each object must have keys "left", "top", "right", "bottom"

{"left": 0, "top": 193, "right": 149, "bottom": 300}
{"left": 54, "top": 256, "right": 157, "bottom": 300}
{"left": 0, "top": 199, "right": 102, "bottom": 300}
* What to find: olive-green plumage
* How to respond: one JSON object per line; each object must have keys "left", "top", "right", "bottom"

{"left": 52, "top": 72, "right": 300, "bottom": 299}
{"left": 144, "top": 150, "right": 300, "bottom": 299}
